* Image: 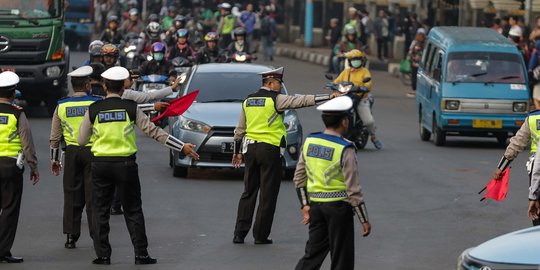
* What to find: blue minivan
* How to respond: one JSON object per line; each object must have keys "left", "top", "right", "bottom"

{"left": 416, "top": 27, "right": 529, "bottom": 146}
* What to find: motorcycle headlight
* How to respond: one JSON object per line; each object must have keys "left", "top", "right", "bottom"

{"left": 179, "top": 117, "right": 211, "bottom": 134}
{"left": 284, "top": 115, "right": 298, "bottom": 132}
{"left": 45, "top": 66, "right": 61, "bottom": 77}
{"left": 127, "top": 51, "right": 135, "bottom": 58}
{"left": 338, "top": 84, "right": 352, "bottom": 93}
{"left": 235, "top": 54, "right": 247, "bottom": 62}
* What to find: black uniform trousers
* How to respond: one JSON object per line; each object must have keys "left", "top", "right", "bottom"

{"left": 528, "top": 156, "right": 540, "bottom": 226}
{"left": 63, "top": 145, "right": 94, "bottom": 239}
{"left": 91, "top": 160, "right": 149, "bottom": 258}
{"left": 0, "top": 158, "right": 23, "bottom": 257}
{"left": 234, "top": 142, "right": 282, "bottom": 240}
{"left": 295, "top": 201, "right": 355, "bottom": 270}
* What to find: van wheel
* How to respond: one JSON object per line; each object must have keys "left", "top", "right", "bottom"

{"left": 432, "top": 117, "right": 446, "bottom": 146}
{"left": 419, "top": 111, "right": 431, "bottom": 141}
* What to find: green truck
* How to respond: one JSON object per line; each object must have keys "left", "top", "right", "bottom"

{"left": 0, "top": 0, "right": 69, "bottom": 114}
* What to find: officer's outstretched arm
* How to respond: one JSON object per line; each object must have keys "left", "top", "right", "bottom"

{"left": 275, "top": 94, "right": 333, "bottom": 112}
{"left": 496, "top": 119, "right": 531, "bottom": 176}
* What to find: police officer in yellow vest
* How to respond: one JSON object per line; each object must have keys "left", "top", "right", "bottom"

{"left": 294, "top": 96, "right": 371, "bottom": 270}
{"left": 493, "top": 110, "right": 540, "bottom": 225}
{"left": 49, "top": 66, "right": 101, "bottom": 249}
{"left": 77, "top": 66, "right": 199, "bottom": 265}
{"left": 217, "top": 3, "right": 236, "bottom": 49}
{"left": 0, "top": 71, "right": 39, "bottom": 263}
{"left": 232, "top": 67, "right": 340, "bottom": 244}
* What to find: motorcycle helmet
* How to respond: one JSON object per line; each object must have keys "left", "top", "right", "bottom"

{"left": 233, "top": 27, "right": 247, "bottom": 40}
{"left": 173, "top": 15, "right": 187, "bottom": 29}
{"left": 148, "top": 13, "right": 159, "bottom": 23}
{"left": 219, "top": 2, "right": 232, "bottom": 10}
{"left": 204, "top": 32, "right": 219, "bottom": 42}
{"left": 101, "top": 44, "right": 119, "bottom": 58}
{"left": 176, "top": 28, "right": 189, "bottom": 39}
{"left": 129, "top": 8, "right": 138, "bottom": 17}
{"left": 345, "top": 49, "right": 367, "bottom": 68}
{"left": 107, "top": 15, "right": 119, "bottom": 23}
{"left": 345, "top": 26, "right": 356, "bottom": 36}
{"left": 150, "top": 42, "right": 166, "bottom": 61}
{"left": 88, "top": 40, "right": 104, "bottom": 54}
{"left": 146, "top": 22, "right": 161, "bottom": 40}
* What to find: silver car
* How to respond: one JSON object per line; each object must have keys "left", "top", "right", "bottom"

{"left": 168, "top": 63, "right": 303, "bottom": 178}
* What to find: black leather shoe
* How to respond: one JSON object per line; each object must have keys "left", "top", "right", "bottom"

{"left": 0, "top": 256, "right": 23, "bottom": 263}
{"left": 110, "top": 208, "right": 123, "bottom": 215}
{"left": 254, "top": 238, "right": 273, "bottom": 245}
{"left": 135, "top": 255, "right": 157, "bottom": 265}
{"left": 232, "top": 235, "right": 244, "bottom": 244}
{"left": 65, "top": 234, "right": 76, "bottom": 249}
{"left": 92, "top": 257, "right": 111, "bottom": 265}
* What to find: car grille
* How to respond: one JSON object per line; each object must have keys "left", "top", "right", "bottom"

{"left": 199, "top": 152, "right": 232, "bottom": 162}
{"left": 211, "top": 126, "right": 235, "bottom": 136}
{"left": 0, "top": 38, "right": 51, "bottom": 64}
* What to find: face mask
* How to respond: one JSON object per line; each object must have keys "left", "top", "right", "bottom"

{"left": 351, "top": 60, "right": 362, "bottom": 68}
{"left": 153, "top": 52, "right": 164, "bottom": 61}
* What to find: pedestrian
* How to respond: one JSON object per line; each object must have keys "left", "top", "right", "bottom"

{"left": 491, "top": 18, "right": 503, "bottom": 34}
{"left": 402, "top": 12, "right": 420, "bottom": 57}
{"left": 49, "top": 66, "right": 102, "bottom": 249}
{"left": 493, "top": 108, "right": 540, "bottom": 226}
{"left": 294, "top": 96, "right": 371, "bottom": 270}
{"left": 78, "top": 66, "right": 199, "bottom": 265}
{"left": 528, "top": 40, "right": 540, "bottom": 109}
{"left": 161, "top": 6, "right": 177, "bottom": 30}
{"left": 217, "top": 3, "right": 237, "bottom": 49}
{"left": 374, "top": 9, "right": 390, "bottom": 61}
{"left": 120, "top": 8, "right": 144, "bottom": 35}
{"left": 260, "top": 10, "right": 277, "bottom": 61}
{"left": 239, "top": 3, "right": 257, "bottom": 50}
{"left": 326, "top": 18, "right": 341, "bottom": 74}
{"left": 359, "top": 9, "right": 372, "bottom": 50}
{"left": 406, "top": 28, "right": 426, "bottom": 97}
{"left": 231, "top": 67, "right": 341, "bottom": 244}
{"left": 0, "top": 72, "right": 39, "bottom": 263}
{"left": 531, "top": 16, "right": 540, "bottom": 43}
{"left": 501, "top": 16, "right": 510, "bottom": 37}
{"left": 342, "top": 7, "right": 360, "bottom": 39}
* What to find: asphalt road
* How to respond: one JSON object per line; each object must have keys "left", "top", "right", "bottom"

{"left": 3, "top": 51, "right": 533, "bottom": 269}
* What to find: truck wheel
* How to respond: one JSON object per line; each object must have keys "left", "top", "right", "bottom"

{"left": 432, "top": 117, "right": 446, "bottom": 146}
{"left": 419, "top": 111, "right": 431, "bottom": 141}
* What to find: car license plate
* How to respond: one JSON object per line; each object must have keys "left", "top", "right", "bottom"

{"left": 472, "top": 119, "right": 502, "bottom": 129}
{"left": 1, "top": 67, "right": 15, "bottom": 72}
{"left": 221, "top": 142, "right": 234, "bottom": 153}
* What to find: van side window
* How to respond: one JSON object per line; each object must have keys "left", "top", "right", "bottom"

{"left": 432, "top": 50, "right": 443, "bottom": 82}
{"left": 425, "top": 46, "right": 437, "bottom": 75}
{"left": 420, "top": 42, "right": 432, "bottom": 69}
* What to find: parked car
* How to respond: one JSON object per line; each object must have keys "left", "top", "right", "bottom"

{"left": 456, "top": 226, "right": 540, "bottom": 269}
{"left": 416, "top": 27, "right": 529, "bottom": 146}
{"left": 168, "top": 63, "right": 303, "bottom": 178}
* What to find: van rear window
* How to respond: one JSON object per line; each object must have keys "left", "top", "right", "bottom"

{"left": 445, "top": 52, "right": 525, "bottom": 84}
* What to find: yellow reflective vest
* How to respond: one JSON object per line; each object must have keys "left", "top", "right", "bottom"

{"left": 57, "top": 95, "right": 101, "bottom": 146}
{"left": 0, "top": 103, "right": 22, "bottom": 157}
{"left": 243, "top": 89, "right": 286, "bottom": 147}
{"left": 528, "top": 111, "right": 540, "bottom": 153}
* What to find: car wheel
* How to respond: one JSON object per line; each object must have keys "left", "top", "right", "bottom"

{"left": 432, "top": 116, "right": 446, "bottom": 146}
{"left": 419, "top": 110, "right": 431, "bottom": 141}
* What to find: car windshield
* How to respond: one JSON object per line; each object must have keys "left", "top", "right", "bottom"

{"left": 445, "top": 52, "right": 526, "bottom": 84}
{"left": 186, "top": 71, "right": 287, "bottom": 102}
{"left": 0, "top": 0, "right": 62, "bottom": 19}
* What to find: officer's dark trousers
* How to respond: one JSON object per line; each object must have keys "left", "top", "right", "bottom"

{"left": 234, "top": 142, "right": 282, "bottom": 240}
{"left": 63, "top": 145, "right": 94, "bottom": 239}
{"left": 295, "top": 201, "right": 355, "bottom": 270}
{"left": 528, "top": 157, "right": 540, "bottom": 226}
{"left": 0, "top": 158, "right": 23, "bottom": 257}
{"left": 91, "top": 160, "right": 149, "bottom": 257}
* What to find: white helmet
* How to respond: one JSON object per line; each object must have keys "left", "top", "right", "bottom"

{"left": 146, "top": 22, "right": 161, "bottom": 39}
{"left": 509, "top": 26, "right": 523, "bottom": 37}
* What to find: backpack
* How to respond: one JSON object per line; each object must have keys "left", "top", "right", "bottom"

{"left": 260, "top": 17, "right": 271, "bottom": 36}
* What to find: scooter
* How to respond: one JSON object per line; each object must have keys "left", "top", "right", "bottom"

{"left": 123, "top": 32, "right": 143, "bottom": 70}
{"left": 325, "top": 75, "right": 372, "bottom": 149}
{"left": 170, "top": 56, "right": 192, "bottom": 75}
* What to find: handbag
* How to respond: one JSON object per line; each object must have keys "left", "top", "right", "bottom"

{"left": 400, "top": 59, "right": 411, "bottom": 73}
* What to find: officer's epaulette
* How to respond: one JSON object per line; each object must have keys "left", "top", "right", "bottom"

{"left": 529, "top": 109, "right": 540, "bottom": 116}
{"left": 10, "top": 103, "right": 23, "bottom": 110}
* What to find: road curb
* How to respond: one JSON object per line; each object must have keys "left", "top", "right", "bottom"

{"left": 274, "top": 44, "right": 390, "bottom": 72}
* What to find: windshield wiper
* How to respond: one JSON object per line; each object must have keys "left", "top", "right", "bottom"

{"left": 484, "top": 75, "right": 521, "bottom": 85}
{"left": 201, "top": 99, "right": 244, "bottom": 103}
{"left": 450, "top": 72, "right": 487, "bottom": 85}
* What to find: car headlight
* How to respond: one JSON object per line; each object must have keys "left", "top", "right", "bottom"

{"left": 284, "top": 115, "right": 298, "bottom": 132}
{"left": 179, "top": 117, "right": 211, "bottom": 134}
{"left": 45, "top": 66, "right": 61, "bottom": 77}
{"left": 513, "top": 102, "right": 527, "bottom": 112}
{"left": 444, "top": 100, "right": 460, "bottom": 110}
{"left": 456, "top": 248, "right": 473, "bottom": 270}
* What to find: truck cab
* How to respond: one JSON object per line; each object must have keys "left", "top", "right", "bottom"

{"left": 0, "top": 0, "right": 69, "bottom": 114}
{"left": 64, "top": 0, "right": 94, "bottom": 51}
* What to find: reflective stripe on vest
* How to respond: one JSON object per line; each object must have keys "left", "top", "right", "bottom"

{"left": 0, "top": 112, "right": 21, "bottom": 157}
{"left": 91, "top": 109, "right": 137, "bottom": 157}
{"left": 303, "top": 133, "right": 354, "bottom": 202}
{"left": 529, "top": 113, "right": 540, "bottom": 153}
{"left": 57, "top": 96, "right": 100, "bottom": 146}
{"left": 243, "top": 96, "right": 286, "bottom": 147}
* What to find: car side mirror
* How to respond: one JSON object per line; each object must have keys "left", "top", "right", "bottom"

{"left": 433, "top": 68, "right": 441, "bottom": 81}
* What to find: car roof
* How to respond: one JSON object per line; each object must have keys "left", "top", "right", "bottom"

{"left": 193, "top": 63, "right": 274, "bottom": 74}
{"left": 429, "top": 27, "right": 516, "bottom": 51}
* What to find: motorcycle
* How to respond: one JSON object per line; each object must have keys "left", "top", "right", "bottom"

{"left": 123, "top": 32, "right": 144, "bottom": 70}
{"left": 325, "top": 75, "right": 372, "bottom": 149}
{"left": 228, "top": 52, "right": 255, "bottom": 63}
{"left": 171, "top": 56, "right": 192, "bottom": 75}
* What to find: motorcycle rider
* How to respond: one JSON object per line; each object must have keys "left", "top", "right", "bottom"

{"left": 196, "top": 32, "right": 225, "bottom": 64}
{"left": 140, "top": 42, "right": 175, "bottom": 76}
{"left": 333, "top": 26, "right": 363, "bottom": 73}
{"left": 216, "top": 3, "right": 236, "bottom": 49}
{"left": 168, "top": 29, "right": 195, "bottom": 61}
{"left": 165, "top": 15, "right": 187, "bottom": 47}
{"left": 161, "top": 6, "right": 177, "bottom": 29}
{"left": 101, "top": 44, "right": 120, "bottom": 70}
{"left": 333, "top": 49, "right": 383, "bottom": 150}
{"left": 83, "top": 40, "right": 104, "bottom": 66}
{"left": 148, "top": 13, "right": 160, "bottom": 23}
{"left": 100, "top": 16, "right": 123, "bottom": 45}
{"left": 120, "top": 8, "right": 144, "bottom": 36}
{"left": 226, "top": 27, "right": 253, "bottom": 61}
{"left": 139, "top": 22, "right": 164, "bottom": 56}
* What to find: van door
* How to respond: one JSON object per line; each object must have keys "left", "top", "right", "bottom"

{"left": 428, "top": 49, "right": 445, "bottom": 129}
{"left": 417, "top": 43, "right": 438, "bottom": 131}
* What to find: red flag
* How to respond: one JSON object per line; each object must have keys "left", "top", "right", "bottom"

{"left": 480, "top": 167, "right": 511, "bottom": 201}
{"left": 151, "top": 90, "right": 199, "bottom": 122}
